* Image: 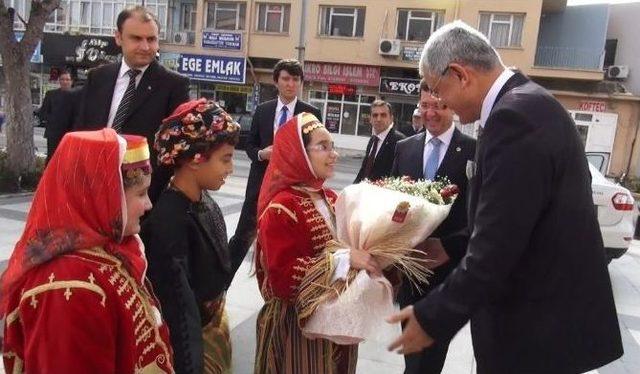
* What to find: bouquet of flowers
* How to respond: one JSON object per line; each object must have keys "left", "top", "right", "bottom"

{"left": 299, "top": 177, "right": 458, "bottom": 345}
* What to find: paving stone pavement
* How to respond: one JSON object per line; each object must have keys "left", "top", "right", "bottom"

{"left": 1, "top": 150, "right": 639, "bottom": 373}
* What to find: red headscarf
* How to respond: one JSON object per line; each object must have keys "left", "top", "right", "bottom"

{"left": 257, "top": 112, "right": 325, "bottom": 216}
{"left": 0, "top": 129, "right": 148, "bottom": 316}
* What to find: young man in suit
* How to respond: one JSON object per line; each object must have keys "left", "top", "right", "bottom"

{"left": 388, "top": 21, "right": 622, "bottom": 374}
{"left": 76, "top": 6, "right": 190, "bottom": 203}
{"left": 229, "top": 59, "right": 322, "bottom": 263}
{"left": 391, "top": 81, "right": 475, "bottom": 374}
{"left": 39, "top": 71, "right": 74, "bottom": 163}
{"left": 354, "top": 100, "right": 405, "bottom": 183}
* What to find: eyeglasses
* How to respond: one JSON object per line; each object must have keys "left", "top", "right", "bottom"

{"left": 418, "top": 101, "right": 448, "bottom": 112}
{"left": 307, "top": 142, "right": 336, "bottom": 153}
{"left": 426, "top": 66, "right": 450, "bottom": 99}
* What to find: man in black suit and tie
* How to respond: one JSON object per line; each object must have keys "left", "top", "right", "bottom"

{"left": 391, "top": 81, "right": 475, "bottom": 374}
{"left": 76, "top": 6, "right": 189, "bottom": 203}
{"left": 389, "top": 21, "right": 622, "bottom": 374}
{"left": 229, "top": 59, "right": 322, "bottom": 263}
{"left": 354, "top": 100, "right": 405, "bottom": 183}
{"left": 38, "top": 71, "right": 74, "bottom": 163}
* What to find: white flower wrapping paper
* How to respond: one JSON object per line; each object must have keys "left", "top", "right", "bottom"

{"left": 302, "top": 182, "right": 453, "bottom": 344}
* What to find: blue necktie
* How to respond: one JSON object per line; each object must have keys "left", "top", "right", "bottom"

{"left": 424, "top": 137, "right": 442, "bottom": 180}
{"left": 278, "top": 106, "right": 288, "bottom": 129}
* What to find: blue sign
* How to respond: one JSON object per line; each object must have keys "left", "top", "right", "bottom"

{"left": 178, "top": 54, "right": 246, "bottom": 84}
{"left": 202, "top": 31, "right": 242, "bottom": 50}
{"left": 15, "top": 32, "right": 43, "bottom": 64}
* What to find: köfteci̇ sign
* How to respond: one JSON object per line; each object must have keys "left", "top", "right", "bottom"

{"left": 579, "top": 100, "right": 607, "bottom": 112}
{"left": 178, "top": 54, "right": 246, "bottom": 84}
{"left": 304, "top": 62, "right": 380, "bottom": 87}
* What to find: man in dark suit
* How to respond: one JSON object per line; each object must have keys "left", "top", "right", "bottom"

{"left": 229, "top": 59, "right": 322, "bottom": 263}
{"left": 75, "top": 6, "right": 189, "bottom": 203}
{"left": 45, "top": 86, "right": 83, "bottom": 163}
{"left": 354, "top": 100, "right": 405, "bottom": 183}
{"left": 389, "top": 21, "right": 623, "bottom": 374}
{"left": 391, "top": 81, "right": 475, "bottom": 374}
{"left": 39, "top": 71, "right": 73, "bottom": 161}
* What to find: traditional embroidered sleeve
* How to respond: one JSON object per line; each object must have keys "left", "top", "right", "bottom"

{"left": 3, "top": 269, "right": 117, "bottom": 374}
{"left": 258, "top": 201, "right": 323, "bottom": 301}
{"left": 142, "top": 217, "right": 204, "bottom": 374}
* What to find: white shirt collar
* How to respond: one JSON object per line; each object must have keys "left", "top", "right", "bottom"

{"left": 276, "top": 96, "right": 297, "bottom": 114}
{"left": 374, "top": 123, "right": 393, "bottom": 141}
{"left": 480, "top": 69, "right": 515, "bottom": 128}
{"left": 424, "top": 122, "right": 455, "bottom": 148}
{"left": 118, "top": 59, "right": 150, "bottom": 79}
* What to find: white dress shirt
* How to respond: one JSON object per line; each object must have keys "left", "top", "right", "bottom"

{"left": 106, "top": 60, "right": 149, "bottom": 127}
{"left": 423, "top": 123, "right": 455, "bottom": 173}
{"left": 371, "top": 123, "right": 394, "bottom": 158}
{"left": 273, "top": 96, "right": 297, "bottom": 132}
{"left": 479, "top": 69, "right": 515, "bottom": 128}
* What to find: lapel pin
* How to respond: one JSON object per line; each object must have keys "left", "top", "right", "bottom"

{"left": 456, "top": 147, "right": 461, "bottom": 152}
{"left": 147, "top": 86, "right": 152, "bottom": 90}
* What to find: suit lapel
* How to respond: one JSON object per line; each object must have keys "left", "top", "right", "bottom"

{"left": 436, "top": 128, "right": 462, "bottom": 178}
{"left": 266, "top": 100, "right": 278, "bottom": 145}
{"left": 98, "top": 64, "right": 120, "bottom": 124}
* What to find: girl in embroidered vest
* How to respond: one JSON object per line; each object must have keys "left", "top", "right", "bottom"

{"left": 0, "top": 129, "right": 174, "bottom": 373}
{"left": 140, "top": 99, "right": 242, "bottom": 374}
{"left": 254, "top": 112, "right": 383, "bottom": 374}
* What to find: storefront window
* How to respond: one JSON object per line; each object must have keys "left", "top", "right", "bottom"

{"left": 309, "top": 90, "right": 375, "bottom": 137}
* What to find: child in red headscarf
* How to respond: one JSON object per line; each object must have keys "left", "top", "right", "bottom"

{"left": 1, "top": 129, "right": 174, "bottom": 373}
{"left": 254, "top": 112, "right": 382, "bottom": 374}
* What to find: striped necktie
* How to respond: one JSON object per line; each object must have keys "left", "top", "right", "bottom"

{"left": 112, "top": 69, "right": 141, "bottom": 133}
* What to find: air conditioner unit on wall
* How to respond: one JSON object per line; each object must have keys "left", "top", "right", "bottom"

{"left": 172, "top": 31, "right": 189, "bottom": 45}
{"left": 607, "top": 65, "right": 629, "bottom": 79}
{"left": 378, "top": 39, "right": 401, "bottom": 56}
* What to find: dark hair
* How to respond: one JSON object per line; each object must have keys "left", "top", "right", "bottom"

{"left": 273, "top": 59, "right": 304, "bottom": 82}
{"left": 116, "top": 6, "right": 161, "bottom": 33}
{"left": 371, "top": 99, "right": 393, "bottom": 116}
{"left": 174, "top": 134, "right": 238, "bottom": 168}
{"left": 122, "top": 168, "right": 151, "bottom": 189}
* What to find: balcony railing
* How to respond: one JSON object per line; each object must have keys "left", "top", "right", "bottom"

{"left": 535, "top": 46, "right": 604, "bottom": 70}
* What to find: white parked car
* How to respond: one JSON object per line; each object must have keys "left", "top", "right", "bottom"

{"left": 588, "top": 160, "right": 635, "bottom": 263}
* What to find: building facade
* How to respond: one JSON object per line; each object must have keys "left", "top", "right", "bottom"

{"left": 2, "top": 0, "right": 640, "bottom": 177}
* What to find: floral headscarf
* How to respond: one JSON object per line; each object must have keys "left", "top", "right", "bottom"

{"left": 0, "top": 129, "right": 150, "bottom": 316}
{"left": 155, "top": 98, "right": 240, "bottom": 166}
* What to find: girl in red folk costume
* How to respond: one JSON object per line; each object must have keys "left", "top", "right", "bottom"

{"left": 254, "top": 112, "right": 382, "bottom": 374}
{"left": 0, "top": 129, "right": 174, "bottom": 374}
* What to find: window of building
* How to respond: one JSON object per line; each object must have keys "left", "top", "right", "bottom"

{"left": 319, "top": 6, "right": 365, "bottom": 38}
{"left": 206, "top": 1, "right": 246, "bottom": 30}
{"left": 256, "top": 3, "right": 290, "bottom": 33}
{"left": 180, "top": 3, "right": 197, "bottom": 31}
{"left": 396, "top": 9, "right": 443, "bottom": 42}
{"left": 309, "top": 91, "right": 375, "bottom": 137}
{"left": 39, "top": 0, "right": 168, "bottom": 38}
{"left": 479, "top": 12, "right": 524, "bottom": 48}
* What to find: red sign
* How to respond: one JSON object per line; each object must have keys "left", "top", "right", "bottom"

{"left": 579, "top": 100, "right": 607, "bottom": 112}
{"left": 328, "top": 84, "right": 356, "bottom": 96}
{"left": 304, "top": 61, "right": 380, "bottom": 87}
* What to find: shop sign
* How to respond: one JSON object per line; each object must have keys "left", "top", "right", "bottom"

{"left": 402, "top": 45, "right": 423, "bottom": 62}
{"left": 216, "top": 84, "right": 253, "bottom": 94}
{"left": 42, "top": 33, "right": 121, "bottom": 67}
{"left": 579, "top": 100, "right": 607, "bottom": 112}
{"left": 202, "top": 31, "right": 242, "bottom": 50}
{"left": 325, "top": 102, "right": 342, "bottom": 133}
{"left": 379, "top": 77, "right": 420, "bottom": 97}
{"left": 328, "top": 84, "right": 357, "bottom": 96}
{"left": 178, "top": 54, "right": 246, "bottom": 84}
{"left": 304, "top": 61, "right": 380, "bottom": 87}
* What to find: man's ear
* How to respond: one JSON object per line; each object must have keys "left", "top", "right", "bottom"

{"left": 449, "top": 63, "right": 471, "bottom": 88}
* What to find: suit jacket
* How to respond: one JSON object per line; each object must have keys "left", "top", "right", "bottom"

{"left": 245, "top": 98, "right": 322, "bottom": 201}
{"left": 414, "top": 73, "right": 623, "bottom": 374}
{"left": 391, "top": 128, "right": 476, "bottom": 306}
{"left": 354, "top": 127, "right": 406, "bottom": 183}
{"left": 39, "top": 88, "right": 66, "bottom": 138}
{"left": 46, "top": 88, "right": 83, "bottom": 161}
{"left": 76, "top": 60, "right": 190, "bottom": 202}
